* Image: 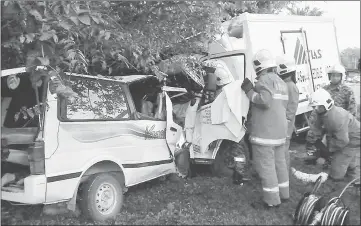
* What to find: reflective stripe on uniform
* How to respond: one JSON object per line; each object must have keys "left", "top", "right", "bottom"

{"left": 273, "top": 93, "right": 289, "bottom": 100}
{"left": 278, "top": 181, "right": 289, "bottom": 188}
{"left": 263, "top": 186, "right": 279, "bottom": 193}
{"left": 250, "top": 136, "right": 286, "bottom": 146}
{"left": 234, "top": 157, "right": 246, "bottom": 162}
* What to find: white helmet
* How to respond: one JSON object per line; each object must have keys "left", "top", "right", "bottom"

{"left": 276, "top": 55, "right": 296, "bottom": 76}
{"left": 309, "top": 88, "right": 334, "bottom": 111}
{"left": 327, "top": 64, "right": 346, "bottom": 80}
{"left": 252, "top": 49, "right": 277, "bottom": 75}
{"left": 214, "top": 67, "right": 234, "bottom": 86}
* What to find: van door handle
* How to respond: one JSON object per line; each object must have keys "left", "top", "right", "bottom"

{"left": 170, "top": 127, "right": 177, "bottom": 132}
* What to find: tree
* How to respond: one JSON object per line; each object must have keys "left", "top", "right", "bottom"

{"left": 1, "top": 1, "right": 296, "bottom": 90}
{"left": 287, "top": 5, "right": 324, "bottom": 16}
{"left": 1, "top": 1, "right": 225, "bottom": 74}
{"left": 219, "top": 1, "right": 297, "bottom": 19}
{"left": 0, "top": 1, "right": 298, "bottom": 127}
{"left": 340, "top": 47, "right": 360, "bottom": 70}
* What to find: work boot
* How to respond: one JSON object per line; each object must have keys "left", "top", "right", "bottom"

{"left": 306, "top": 143, "right": 317, "bottom": 156}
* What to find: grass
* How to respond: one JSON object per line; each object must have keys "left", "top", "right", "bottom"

{"left": 1, "top": 141, "right": 360, "bottom": 225}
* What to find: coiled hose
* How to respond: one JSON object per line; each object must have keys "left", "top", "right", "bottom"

{"left": 294, "top": 176, "right": 324, "bottom": 225}
{"left": 294, "top": 177, "right": 360, "bottom": 225}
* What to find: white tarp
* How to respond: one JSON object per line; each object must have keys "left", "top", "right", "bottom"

{"left": 192, "top": 80, "right": 249, "bottom": 153}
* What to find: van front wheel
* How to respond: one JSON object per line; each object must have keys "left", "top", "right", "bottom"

{"left": 79, "top": 173, "right": 123, "bottom": 222}
{"left": 210, "top": 145, "right": 234, "bottom": 177}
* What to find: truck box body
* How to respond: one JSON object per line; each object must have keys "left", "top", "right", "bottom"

{"left": 212, "top": 13, "right": 341, "bottom": 115}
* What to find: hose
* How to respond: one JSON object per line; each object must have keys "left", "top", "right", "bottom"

{"left": 320, "top": 197, "right": 349, "bottom": 226}
{"left": 294, "top": 176, "right": 324, "bottom": 225}
{"left": 319, "top": 178, "right": 360, "bottom": 226}
{"left": 294, "top": 177, "right": 360, "bottom": 226}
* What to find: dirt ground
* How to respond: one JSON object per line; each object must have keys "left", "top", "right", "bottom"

{"left": 1, "top": 141, "right": 360, "bottom": 225}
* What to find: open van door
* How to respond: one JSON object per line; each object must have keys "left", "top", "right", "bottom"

{"left": 280, "top": 30, "right": 314, "bottom": 114}
{"left": 163, "top": 88, "right": 186, "bottom": 156}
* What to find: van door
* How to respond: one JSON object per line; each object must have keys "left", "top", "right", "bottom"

{"left": 280, "top": 30, "right": 314, "bottom": 112}
{"left": 164, "top": 90, "right": 183, "bottom": 156}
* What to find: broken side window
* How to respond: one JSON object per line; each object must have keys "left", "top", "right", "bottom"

{"left": 58, "top": 75, "right": 129, "bottom": 121}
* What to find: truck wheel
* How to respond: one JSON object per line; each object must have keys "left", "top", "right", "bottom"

{"left": 79, "top": 173, "right": 123, "bottom": 222}
{"left": 210, "top": 144, "right": 234, "bottom": 177}
{"left": 211, "top": 140, "right": 250, "bottom": 178}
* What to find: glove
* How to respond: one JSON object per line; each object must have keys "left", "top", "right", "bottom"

{"left": 314, "top": 139, "right": 331, "bottom": 159}
{"left": 241, "top": 78, "right": 254, "bottom": 94}
{"left": 316, "top": 157, "right": 326, "bottom": 166}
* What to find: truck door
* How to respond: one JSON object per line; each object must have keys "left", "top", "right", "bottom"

{"left": 280, "top": 30, "right": 315, "bottom": 108}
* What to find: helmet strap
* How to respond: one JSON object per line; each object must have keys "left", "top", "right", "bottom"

{"left": 291, "top": 74, "right": 297, "bottom": 84}
{"left": 316, "top": 108, "right": 328, "bottom": 115}
{"left": 280, "top": 71, "right": 297, "bottom": 83}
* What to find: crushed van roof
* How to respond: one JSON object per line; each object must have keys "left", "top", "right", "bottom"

{"left": 1, "top": 67, "right": 154, "bottom": 84}
{"left": 65, "top": 73, "right": 154, "bottom": 83}
{"left": 1, "top": 66, "right": 46, "bottom": 77}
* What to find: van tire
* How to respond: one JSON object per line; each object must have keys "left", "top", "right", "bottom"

{"left": 79, "top": 173, "right": 123, "bottom": 223}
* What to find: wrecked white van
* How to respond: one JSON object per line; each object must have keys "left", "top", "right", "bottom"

{"left": 1, "top": 67, "right": 184, "bottom": 222}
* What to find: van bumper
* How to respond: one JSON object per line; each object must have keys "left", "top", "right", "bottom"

{"left": 1, "top": 175, "right": 46, "bottom": 204}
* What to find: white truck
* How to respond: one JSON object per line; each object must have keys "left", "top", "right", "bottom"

{"left": 188, "top": 13, "right": 342, "bottom": 174}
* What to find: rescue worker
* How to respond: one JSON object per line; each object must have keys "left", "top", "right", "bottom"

{"left": 276, "top": 55, "right": 299, "bottom": 170}
{"left": 241, "top": 49, "right": 289, "bottom": 208}
{"left": 308, "top": 88, "right": 360, "bottom": 182}
{"left": 214, "top": 66, "right": 234, "bottom": 97}
{"left": 213, "top": 66, "right": 248, "bottom": 186}
{"left": 306, "top": 64, "right": 357, "bottom": 155}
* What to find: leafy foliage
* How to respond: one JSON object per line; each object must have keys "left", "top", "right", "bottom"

{"left": 287, "top": 5, "right": 324, "bottom": 16}
{"left": 340, "top": 47, "right": 360, "bottom": 70}
{"left": 1, "top": 1, "right": 298, "bottom": 75}
{"left": 1, "top": 0, "right": 298, "bottom": 102}
{"left": 219, "top": 1, "right": 297, "bottom": 18}
{"left": 1, "top": 1, "right": 224, "bottom": 77}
